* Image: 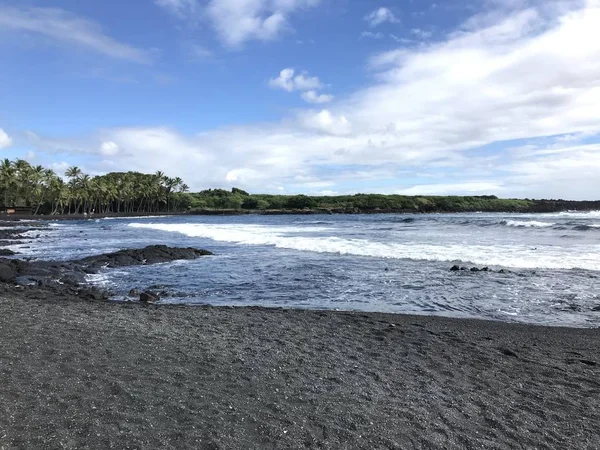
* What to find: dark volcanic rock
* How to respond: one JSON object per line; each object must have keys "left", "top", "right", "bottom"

{"left": 78, "top": 245, "right": 213, "bottom": 269}
{"left": 450, "top": 265, "right": 460, "bottom": 271}
{"left": 470, "top": 267, "right": 480, "bottom": 272}
{"left": 0, "top": 263, "right": 16, "bottom": 282}
{"left": 128, "top": 288, "right": 141, "bottom": 298}
{"left": 85, "top": 288, "right": 109, "bottom": 301}
{"left": 0, "top": 249, "right": 16, "bottom": 256}
{"left": 140, "top": 291, "right": 160, "bottom": 303}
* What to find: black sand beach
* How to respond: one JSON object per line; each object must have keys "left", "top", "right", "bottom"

{"left": 1, "top": 293, "right": 600, "bottom": 449}
{"left": 1, "top": 220, "right": 600, "bottom": 449}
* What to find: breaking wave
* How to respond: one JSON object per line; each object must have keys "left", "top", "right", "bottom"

{"left": 129, "top": 222, "right": 600, "bottom": 270}
{"left": 500, "top": 220, "right": 555, "bottom": 228}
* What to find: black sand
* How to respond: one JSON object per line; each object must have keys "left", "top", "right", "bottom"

{"left": 1, "top": 294, "right": 599, "bottom": 449}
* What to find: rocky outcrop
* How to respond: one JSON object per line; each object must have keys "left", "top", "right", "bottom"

{"left": 0, "top": 245, "right": 213, "bottom": 303}
{"left": 77, "top": 245, "right": 213, "bottom": 269}
{"left": 451, "top": 266, "right": 498, "bottom": 273}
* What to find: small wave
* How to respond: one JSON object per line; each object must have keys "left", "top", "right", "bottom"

{"left": 102, "top": 215, "right": 170, "bottom": 221}
{"left": 558, "top": 210, "right": 600, "bottom": 218}
{"left": 387, "top": 217, "right": 417, "bottom": 224}
{"left": 294, "top": 220, "right": 334, "bottom": 225}
{"left": 573, "top": 224, "right": 600, "bottom": 231}
{"left": 501, "top": 220, "right": 555, "bottom": 228}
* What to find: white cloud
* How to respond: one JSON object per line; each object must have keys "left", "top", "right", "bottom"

{"left": 0, "top": 6, "right": 151, "bottom": 63}
{"left": 100, "top": 141, "right": 120, "bottom": 156}
{"left": 389, "top": 34, "right": 414, "bottom": 44}
{"left": 360, "top": 31, "right": 384, "bottom": 39}
{"left": 16, "top": 1, "right": 600, "bottom": 198}
{"left": 299, "top": 110, "right": 352, "bottom": 135}
{"left": 48, "top": 162, "right": 72, "bottom": 178}
{"left": 301, "top": 90, "right": 334, "bottom": 104}
{"left": 0, "top": 129, "right": 12, "bottom": 149}
{"left": 207, "top": 0, "right": 320, "bottom": 47}
{"left": 410, "top": 28, "right": 433, "bottom": 39}
{"left": 396, "top": 182, "right": 503, "bottom": 196}
{"left": 269, "top": 68, "right": 323, "bottom": 92}
{"left": 365, "top": 7, "right": 399, "bottom": 27}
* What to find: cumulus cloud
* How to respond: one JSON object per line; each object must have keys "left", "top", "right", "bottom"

{"left": 301, "top": 90, "right": 334, "bottom": 104}
{"left": 365, "top": 7, "right": 399, "bottom": 27}
{"left": 0, "top": 6, "right": 151, "bottom": 63}
{"left": 0, "top": 129, "right": 12, "bottom": 149}
{"left": 299, "top": 110, "right": 353, "bottom": 135}
{"left": 16, "top": 0, "right": 600, "bottom": 198}
{"left": 207, "top": 0, "right": 320, "bottom": 47}
{"left": 100, "top": 141, "right": 120, "bottom": 156}
{"left": 269, "top": 68, "right": 323, "bottom": 92}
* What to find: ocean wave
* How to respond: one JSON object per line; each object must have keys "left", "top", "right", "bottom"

{"left": 129, "top": 222, "right": 600, "bottom": 271}
{"left": 391, "top": 217, "right": 417, "bottom": 223}
{"left": 572, "top": 224, "right": 600, "bottom": 231}
{"left": 557, "top": 210, "right": 600, "bottom": 218}
{"left": 102, "top": 215, "right": 171, "bottom": 221}
{"left": 501, "top": 220, "right": 555, "bottom": 228}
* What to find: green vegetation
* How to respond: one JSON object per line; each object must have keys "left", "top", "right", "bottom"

{"left": 0, "top": 159, "right": 189, "bottom": 214}
{"left": 187, "top": 190, "right": 600, "bottom": 214}
{"left": 186, "top": 191, "right": 535, "bottom": 213}
{"left": 1, "top": 158, "right": 598, "bottom": 215}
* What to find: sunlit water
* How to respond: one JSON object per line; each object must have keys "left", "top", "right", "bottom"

{"left": 11, "top": 212, "right": 600, "bottom": 327}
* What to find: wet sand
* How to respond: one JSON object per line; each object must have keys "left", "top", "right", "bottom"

{"left": 1, "top": 293, "right": 599, "bottom": 449}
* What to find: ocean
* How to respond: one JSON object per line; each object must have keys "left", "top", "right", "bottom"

{"left": 12, "top": 212, "right": 600, "bottom": 327}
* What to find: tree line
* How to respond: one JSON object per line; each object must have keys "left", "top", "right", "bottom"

{"left": 0, "top": 159, "right": 189, "bottom": 215}
{"left": 187, "top": 190, "right": 600, "bottom": 214}
{"left": 2, "top": 158, "right": 598, "bottom": 215}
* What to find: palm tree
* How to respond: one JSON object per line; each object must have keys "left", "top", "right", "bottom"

{"left": 65, "top": 166, "right": 82, "bottom": 180}
{"left": 0, "top": 159, "right": 192, "bottom": 215}
{"left": 0, "top": 159, "right": 15, "bottom": 206}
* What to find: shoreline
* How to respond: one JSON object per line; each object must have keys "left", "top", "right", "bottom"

{"left": 2, "top": 292, "right": 599, "bottom": 449}
{"left": 1, "top": 205, "right": 600, "bottom": 222}
{"left": 0, "top": 221, "right": 599, "bottom": 448}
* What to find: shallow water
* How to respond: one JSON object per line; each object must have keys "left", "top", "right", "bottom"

{"left": 12, "top": 212, "right": 600, "bottom": 327}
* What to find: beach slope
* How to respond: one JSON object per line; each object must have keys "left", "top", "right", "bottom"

{"left": 1, "top": 295, "right": 599, "bottom": 449}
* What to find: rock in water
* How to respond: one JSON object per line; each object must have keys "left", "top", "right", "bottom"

{"left": 450, "top": 265, "right": 460, "bottom": 271}
{"left": 78, "top": 245, "right": 214, "bottom": 269}
{"left": 128, "top": 288, "right": 141, "bottom": 297}
{"left": 470, "top": 267, "right": 480, "bottom": 272}
{"left": 140, "top": 291, "right": 160, "bottom": 303}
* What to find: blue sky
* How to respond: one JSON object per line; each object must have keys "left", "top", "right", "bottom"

{"left": 1, "top": 0, "right": 599, "bottom": 199}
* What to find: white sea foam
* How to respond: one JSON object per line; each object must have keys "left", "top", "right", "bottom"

{"left": 102, "top": 215, "right": 170, "bottom": 220}
{"left": 129, "top": 222, "right": 600, "bottom": 271}
{"left": 503, "top": 220, "right": 555, "bottom": 228}
{"left": 557, "top": 210, "right": 600, "bottom": 218}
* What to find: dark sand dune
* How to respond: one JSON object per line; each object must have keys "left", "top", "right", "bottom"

{"left": 1, "top": 295, "right": 599, "bottom": 449}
